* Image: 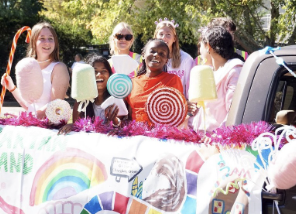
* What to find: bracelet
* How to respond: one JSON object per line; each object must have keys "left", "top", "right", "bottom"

{"left": 9, "top": 86, "right": 17, "bottom": 93}
{"left": 112, "top": 117, "right": 121, "bottom": 128}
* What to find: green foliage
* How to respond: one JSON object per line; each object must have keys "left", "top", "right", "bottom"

{"left": 0, "top": 0, "right": 44, "bottom": 100}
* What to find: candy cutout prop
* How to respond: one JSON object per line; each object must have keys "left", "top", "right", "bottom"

{"left": 71, "top": 64, "right": 98, "bottom": 113}
{"left": 189, "top": 65, "right": 217, "bottom": 131}
{"left": 45, "top": 99, "right": 71, "bottom": 124}
{"left": 101, "top": 96, "right": 128, "bottom": 116}
{"left": 189, "top": 65, "right": 217, "bottom": 103}
{"left": 111, "top": 55, "right": 139, "bottom": 75}
{"left": 107, "top": 74, "right": 132, "bottom": 99}
{"left": 15, "top": 58, "right": 43, "bottom": 104}
{"left": 268, "top": 141, "right": 296, "bottom": 189}
{"left": 145, "top": 87, "right": 187, "bottom": 127}
{"left": 0, "top": 26, "right": 31, "bottom": 114}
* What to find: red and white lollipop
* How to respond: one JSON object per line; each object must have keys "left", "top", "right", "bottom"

{"left": 145, "top": 87, "right": 187, "bottom": 127}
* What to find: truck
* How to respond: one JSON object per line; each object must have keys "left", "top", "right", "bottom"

{"left": 228, "top": 45, "right": 296, "bottom": 214}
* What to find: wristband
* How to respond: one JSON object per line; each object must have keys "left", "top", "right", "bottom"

{"left": 112, "top": 117, "right": 121, "bottom": 128}
{"left": 9, "top": 86, "right": 17, "bottom": 93}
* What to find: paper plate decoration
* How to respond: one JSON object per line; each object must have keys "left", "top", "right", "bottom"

{"left": 145, "top": 87, "right": 187, "bottom": 127}
{"left": 45, "top": 99, "right": 71, "bottom": 124}
{"left": 101, "top": 96, "right": 128, "bottom": 116}
{"left": 71, "top": 64, "right": 98, "bottom": 112}
{"left": 15, "top": 57, "right": 43, "bottom": 104}
{"left": 111, "top": 54, "right": 139, "bottom": 75}
{"left": 107, "top": 74, "right": 132, "bottom": 99}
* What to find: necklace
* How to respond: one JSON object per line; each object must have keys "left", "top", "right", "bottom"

{"left": 37, "top": 59, "right": 50, "bottom": 63}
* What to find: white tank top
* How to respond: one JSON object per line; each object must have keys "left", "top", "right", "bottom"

{"left": 28, "top": 62, "right": 59, "bottom": 113}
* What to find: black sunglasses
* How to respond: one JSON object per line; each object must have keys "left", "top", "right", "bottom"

{"left": 114, "top": 34, "right": 133, "bottom": 41}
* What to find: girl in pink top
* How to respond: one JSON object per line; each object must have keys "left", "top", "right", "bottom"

{"left": 191, "top": 26, "right": 244, "bottom": 132}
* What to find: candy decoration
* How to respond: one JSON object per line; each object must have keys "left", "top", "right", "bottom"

{"left": 15, "top": 58, "right": 43, "bottom": 104}
{"left": 0, "top": 26, "right": 31, "bottom": 114}
{"left": 268, "top": 141, "right": 296, "bottom": 189}
{"left": 45, "top": 99, "right": 71, "bottom": 124}
{"left": 107, "top": 74, "right": 132, "bottom": 99}
{"left": 71, "top": 64, "right": 98, "bottom": 112}
{"left": 145, "top": 87, "right": 187, "bottom": 127}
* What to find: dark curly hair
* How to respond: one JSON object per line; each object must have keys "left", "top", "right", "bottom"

{"left": 137, "top": 39, "right": 169, "bottom": 76}
{"left": 79, "top": 54, "right": 113, "bottom": 119}
{"left": 202, "top": 26, "right": 235, "bottom": 60}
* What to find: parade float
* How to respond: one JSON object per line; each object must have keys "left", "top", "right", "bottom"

{"left": 0, "top": 27, "right": 296, "bottom": 214}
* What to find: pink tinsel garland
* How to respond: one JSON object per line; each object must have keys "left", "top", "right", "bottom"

{"left": 0, "top": 112, "right": 275, "bottom": 146}
{"left": 208, "top": 121, "right": 272, "bottom": 147}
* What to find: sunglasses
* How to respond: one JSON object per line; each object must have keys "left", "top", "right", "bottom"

{"left": 114, "top": 34, "right": 133, "bottom": 41}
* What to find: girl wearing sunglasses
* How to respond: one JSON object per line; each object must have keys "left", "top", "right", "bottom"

{"left": 108, "top": 22, "right": 142, "bottom": 78}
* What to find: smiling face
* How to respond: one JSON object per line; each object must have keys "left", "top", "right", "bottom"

{"left": 35, "top": 28, "right": 55, "bottom": 61}
{"left": 144, "top": 40, "right": 169, "bottom": 74}
{"left": 155, "top": 26, "right": 176, "bottom": 51}
{"left": 113, "top": 28, "right": 133, "bottom": 54}
{"left": 93, "top": 62, "right": 110, "bottom": 91}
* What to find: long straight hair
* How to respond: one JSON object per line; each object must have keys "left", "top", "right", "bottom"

{"left": 26, "top": 22, "right": 59, "bottom": 61}
{"left": 153, "top": 22, "right": 181, "bottom": 68}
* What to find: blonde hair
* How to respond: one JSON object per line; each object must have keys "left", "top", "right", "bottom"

{"left": 26, "top": 22, "right": 59, "bottom": 61}
{"left": 109, "top": 22, "right": 134, "bottom": 55}
{"left": 153, "top": 22, "right": 181, "bottom": 68}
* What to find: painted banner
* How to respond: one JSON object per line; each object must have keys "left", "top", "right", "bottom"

{"left": 0, "top": 125, "right": 264, "bottom": 214}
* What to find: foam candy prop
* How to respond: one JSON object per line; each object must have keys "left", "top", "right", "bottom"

{"left": 71, "top": 64, "right": 98, "bottom": 112}
{"left": 189, "top": 65, "right": 217, "bottom": 131}
{"left": 15, "top": 58, "right": 43, "bottom": 104}
{"left": 100, "top": 96, "right": 128, "bottom": 116}
{"left": 145, "top": 87, "right": 187, "bottom": 127}
{"left": 0, "top": 26, "right": 31, "bottom": 114}
{"left": 107, "top": 74, "right": 132, "bottom": 99}
{"left": 268, "top": 141, "right": 296, "bottom": 189}
{"left": 45, "top": 99, "right": 71, "bottom": 124}
{"left": 189, "top": 65, "right": 217, "bottom": 103}
{"left": 111, "top": 54, "right": 139, "bottom": 75}
{"left": 252, "top": 125, "right": 296, "bottom": 192}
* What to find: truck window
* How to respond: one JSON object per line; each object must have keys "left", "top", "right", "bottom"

{"left": 269, "top": 71, "right": 296, "bottom": 122}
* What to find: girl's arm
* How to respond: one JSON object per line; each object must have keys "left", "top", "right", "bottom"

{"left": 37, "top": 62, "right": 70, "bottom": 119}
{"left": 0, "top": 74, "right": 28, "bottom": 110}
{"left": 58, "top": 101, "right": 79, "bottom": 135}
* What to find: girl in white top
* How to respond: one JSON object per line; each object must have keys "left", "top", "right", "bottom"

{"left": 108, "top": 22, "right": 142, "bottom": 78}
{"left": 153, "top": 18, "right": 197, "bottom": 116}
{"left": 1, "top": 22, "right": 69, "bottom": 119}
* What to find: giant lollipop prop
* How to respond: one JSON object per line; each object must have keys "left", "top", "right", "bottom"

{"left": 145, "top": 87, "right": 187, "bottom": 127}
{"left": 0, "top": 26, "right": 31, "bottom": 114}
{"left": 189, "top": 65, "right": 217, "bottom": 131}
{"left": 107, "top": 55, "right": 138, "bottom": 99}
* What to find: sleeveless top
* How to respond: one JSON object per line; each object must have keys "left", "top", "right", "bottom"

{"left": 28, "top": 62, "right": 60, "bottom": 113}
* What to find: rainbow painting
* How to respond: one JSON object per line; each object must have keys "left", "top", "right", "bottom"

{"left": 30, "top": 148, "right": 108, "bottom": 206}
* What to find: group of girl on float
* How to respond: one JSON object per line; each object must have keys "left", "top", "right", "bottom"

{"left": 1, "top": 18, "right": 244, "bottom": 134}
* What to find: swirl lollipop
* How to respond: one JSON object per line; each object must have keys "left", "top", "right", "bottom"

{"left": 107, "top": 73, "right": 132, "bottom": 99}
{"left": 145, "top": 87, "right": 187, "bottom": 127}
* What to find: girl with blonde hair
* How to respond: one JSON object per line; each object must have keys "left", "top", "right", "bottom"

{"left": 108, "top": 22, "right": 142, "bottom": 78}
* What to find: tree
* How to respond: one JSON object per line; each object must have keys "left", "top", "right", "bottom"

{"left": 40, "top": 0, "right": 296, "bottom": 56}
{"left": 0, "top": 0, "right": 43, "bottom": 100}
